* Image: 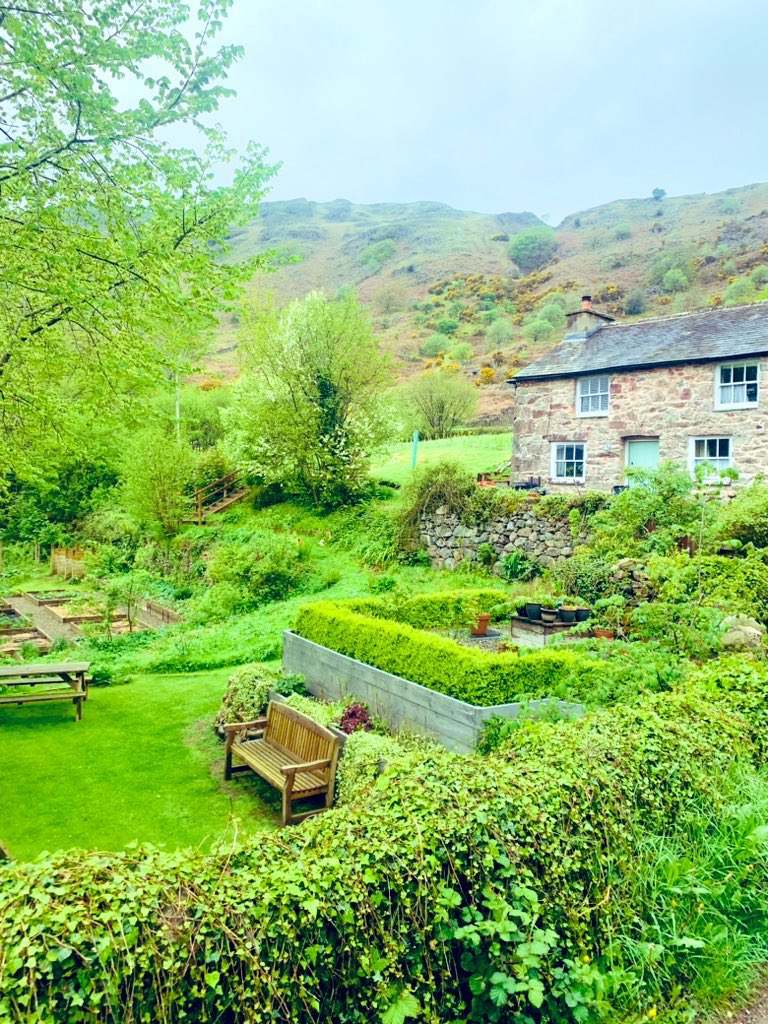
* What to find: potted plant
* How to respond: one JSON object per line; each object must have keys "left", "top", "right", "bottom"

{"left": 591, "top": 595, "right": 627, "bottom": 640}
{"left": 540, "top": 599, "right": 558, "bottom": 624}
{"left": 470, "top": 612, "right": 492, "bottom": 637}
{"left": 524, "top": 601, "right": 542, "bottom": 621}
{"left": 574, "top": 606, "right": 592, "bottom": 622}
{"left": 558, "top": 604, "right": 577, "bottom": 624}
{"left": 514, "top": 596, "right": 528, "bottom": 618}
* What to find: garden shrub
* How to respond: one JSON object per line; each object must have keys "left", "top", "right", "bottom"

{"left": 714, "top": 480, "right": 768, "bottom": 548}
{"left": 215, "top": 663, "right": 305, "bottom": 726}
{"left": 294, "top": 601, "right": 665, "bottom": 707}
{"left": 649, "top": 550, "right": 768, "bottom": 623}
{"left": 335, "top": 730, "right": 405, "bottom": 805}
{"left": 549, "top": 550, "right": 614, "bottom": 602}
{"left": 1, "top": 687, "right": 762, "bottom": 1022}
{"left": 283, "top": 692, "right": 349, "bottom": 726}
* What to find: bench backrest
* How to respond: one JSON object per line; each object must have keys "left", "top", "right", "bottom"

{"left": 265, "top": 701, "right": 341, "bottom": 764}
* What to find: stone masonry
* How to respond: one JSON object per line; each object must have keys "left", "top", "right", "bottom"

{"left": 513, "top": 359, "right": 768, "bottom": 492}
{"left": 420, "top": 502, "right": 588, "bottom": 570}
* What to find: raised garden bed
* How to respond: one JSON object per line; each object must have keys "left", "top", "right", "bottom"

{"left": 20, "top": 591, "right": 73, "bottom": 607}
{"left": 283, "top": 631, "right": 583, "bottom": 753}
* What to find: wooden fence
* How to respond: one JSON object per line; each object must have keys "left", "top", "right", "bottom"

{"left": 50, "top": 547, "right": 89, "bottom": 579}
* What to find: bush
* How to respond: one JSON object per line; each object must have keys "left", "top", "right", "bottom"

{"left": 549, "top": 551, "right": 614, "bottom": 603}
{"left": 419, "top": 334, "right": 448, "bottom": 358}
{"left": 448, "top": 342, "right": 473, "bottom": 362}
{"left": 498, "top": 550, "right": 539, "bottom": 582}
{"left": 724, "top": 278, "right": 756, "bottom": 306}
{"left": 3, "top": 686, "right": 765, "bottom": 1022}
{"left": 435, "top": 317, "right": 459, "bottom": 335}
{"left": 714, "top": 481, "right": 768, "bottom": 548}
{"left": 614, "top": 223, "right": 631, "bottom": 240}
{"left": 204, "top": 530, "right": 309, "bottom": 610}
{"left": 294, "top": 601, "right": 666, "bottom": 708}
{"left": 661, "top": 267, "right": 689, "bottom": 293}
{"left": 508, "top": 226, "right": 558, "bottom": 273}
{"left": 216, "top": 663, "right": 285, "bottom": 725}
{"left": 651, "top": 550, "right": 768, "bottom": 624}
{"left": 623, "top": 288, "right": 646, "bottom": 315}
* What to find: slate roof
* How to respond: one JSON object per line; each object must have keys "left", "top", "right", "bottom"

{"left": 514, "top": 302, "right": 768, "bottom": 382}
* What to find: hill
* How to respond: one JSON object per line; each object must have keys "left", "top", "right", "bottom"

{"left": 210, "top": 184, "right": 768, "bottom": 424}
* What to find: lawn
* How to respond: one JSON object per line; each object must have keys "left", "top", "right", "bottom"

{"left": 371, "top": 432, "right": 512, "bottom": 486}
{"left": 0, "top": 667, "right": 278, "bottom": 861}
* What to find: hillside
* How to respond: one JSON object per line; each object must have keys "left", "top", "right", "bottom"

{"left": 211, "top": 183, "right": 768, "bottom": 424}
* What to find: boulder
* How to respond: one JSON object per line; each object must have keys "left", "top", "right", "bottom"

{"left": 722, "top": 615, "right": 766, "bottom": 652}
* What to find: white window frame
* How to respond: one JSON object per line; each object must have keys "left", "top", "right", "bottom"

{"left": 688, "top": 436, "right": 732, "bottom": 476}
{"left": 550, "top": 442, "right": 586, "bottom": 483}
{"left": 714, "top": 360, "right": 760, "bottom": 410}
{"left": 576, "top": 374, "right": 610, "bottom": 417}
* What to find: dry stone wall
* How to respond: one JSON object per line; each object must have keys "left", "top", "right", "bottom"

{"left": 420, "top": 503, "right": 588, "bottom": 571}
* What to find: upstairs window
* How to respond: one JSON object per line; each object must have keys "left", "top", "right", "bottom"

{"left": 716, "top": 362, "right": 759, "bottom": 409}
{"left": 577, "top": 374, "right": 610, "bottom": 416}
{"left": 690, "top": 436, "right": 731, "bottom": 474}
{"left": 551, "top": 442, "right": 585, "bottom": 482}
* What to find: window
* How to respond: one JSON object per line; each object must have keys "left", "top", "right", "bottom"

{"left": 551, "top": 442, "right": 586, "bottom": 482}
{"left": 690, "top": 436, "right": 731, "bottom": 473}
{"left": 577, "top": 374, "right": 610, "bottom": 416}
{"left": 716, "top": 361, "right": 759, "bottom": 408}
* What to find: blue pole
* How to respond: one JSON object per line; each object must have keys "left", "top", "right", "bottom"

{"left": 411, "top": 430, "right": 420, "bottom": 468}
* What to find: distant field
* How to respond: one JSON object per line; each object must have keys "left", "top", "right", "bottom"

{"left": 371, "top": 433, "right": 512, "bottom": 486}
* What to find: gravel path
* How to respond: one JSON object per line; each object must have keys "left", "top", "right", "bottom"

{"left": 5, "top": 595, "right": 80, "bottom": 642}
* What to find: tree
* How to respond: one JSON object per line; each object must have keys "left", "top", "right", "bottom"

{"left": 652, "top": 188, "right": 667, "bottom": 201}
{"left": 224, "top": 293, "right": 394, "bottom": 506}
{"left": 121, "top": 427, "right": 193, "bottom": 538}
{"left": 400, "top": 370, "right": 477, "bottom": 440}
{"left": 485, "top": 318, "right": 515, "bottom": 348}
{"left": 508, "top": 227, "right": 558, "bottom": 273}
{"left": 0, "top": 1, "right": 275, "bottom": 481}
{"left": 661, "top": 268, "right": 689, "bottom": 294}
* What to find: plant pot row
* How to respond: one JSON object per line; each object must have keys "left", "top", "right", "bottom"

{"left": 516, "top": 603, "right": 591, "bottom": 624}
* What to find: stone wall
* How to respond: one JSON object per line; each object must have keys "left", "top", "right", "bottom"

{"left": 512, "top": 358, "right": 768, "bottom": 492}
{"left": 420, "top": 502, "right": 588, "bottom": 570}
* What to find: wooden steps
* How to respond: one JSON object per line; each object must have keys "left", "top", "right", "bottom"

{"left": 183, "top": 472, "right": 248, "bottom": 525}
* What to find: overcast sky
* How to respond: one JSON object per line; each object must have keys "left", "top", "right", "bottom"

{"left": 207, "top": 0, "right": 768, "bottom": 222}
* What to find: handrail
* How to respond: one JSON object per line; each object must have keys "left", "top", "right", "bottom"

{"left": 190, "top": 471, "right": 245, "bottom": 525}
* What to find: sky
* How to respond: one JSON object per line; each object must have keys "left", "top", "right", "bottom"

{"left": 200, "top": 0, "right": 768, "bottom": 223}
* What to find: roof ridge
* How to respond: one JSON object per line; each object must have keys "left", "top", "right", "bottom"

{"left": 604, "top": 300, "right": 768, "bottom": 330}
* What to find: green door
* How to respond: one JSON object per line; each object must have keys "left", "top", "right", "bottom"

{"left": 626, "top": 439, "right": 660, "bottom": 471}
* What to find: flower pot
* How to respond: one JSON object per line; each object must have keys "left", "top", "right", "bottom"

{"left": 540, "top": 607, "right": 558, "bottom": 624}
{"left": 525, "top": 602, "right": 542, "bottom": 621}
{"left": 593, "top": 627, "right": 615, "bottom": 640}
{"left": 558, "top": 607, "right": 577, "bottom": 623}
{"left": 515, "top": 603, "right": 528, "bottom": 618}
{"left": 470, "top": 613, "right": 492, "bottom": 637}
{"left": 575, "top": 608, "right": 591, "bottom": 622}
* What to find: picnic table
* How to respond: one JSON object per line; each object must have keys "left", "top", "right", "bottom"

{"left": 0, "top": 661, "right": 90, "bottom": 721}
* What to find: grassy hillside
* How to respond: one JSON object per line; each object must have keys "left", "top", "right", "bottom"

{"left": 210, "top": 183, "right": 768, "bottom": 425}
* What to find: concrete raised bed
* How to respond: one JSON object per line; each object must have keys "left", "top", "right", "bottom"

{"left": 283, "top": 631, "right": 583, "bottom": 753}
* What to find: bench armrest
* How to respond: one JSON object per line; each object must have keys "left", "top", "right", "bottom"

{"left": 280, "top": 757, "right": 332, "bottom": 777}
{"left": 222, "top": 717, "right": 268, "bottom": 735}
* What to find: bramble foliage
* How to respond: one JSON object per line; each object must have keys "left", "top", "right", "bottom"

{"left": 224, "top": 293, "right": 394, "bottom": 507}
{"left": 2, "top": 686, "right": 765, "bottom": 1021}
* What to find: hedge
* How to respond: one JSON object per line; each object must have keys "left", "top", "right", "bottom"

{"left": 293, "top": 601, "right": 664, "bottom": 707}
{"left": 0, "top": 686, "right": 762, "bottom": 1022}
{"left": 344, "top": 588, "right": 513, "bottom": 629}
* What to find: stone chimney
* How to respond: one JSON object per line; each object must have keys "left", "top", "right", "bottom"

{"left": 565, "top": 293, "right": 615, "bottom": 341}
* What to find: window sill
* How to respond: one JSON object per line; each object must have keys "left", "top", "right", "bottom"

{"left": 714, "top": 403, "right": 759, "bottom": 412}
{"left": 575, "top": 411, "right": 609, "bottom": 418}
{"left": 550, "top": 478, "right": 586, "bottom": 485}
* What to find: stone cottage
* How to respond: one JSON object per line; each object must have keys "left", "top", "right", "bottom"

{"left": 511, "top": 297, "right": 768, "bottom": 492}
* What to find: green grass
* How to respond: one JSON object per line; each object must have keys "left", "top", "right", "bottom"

{"left": 371, "top": 433, "right": 512, "bottom": 486}
{"left": 0, "top": 667, "right": 279, "bottom": 861}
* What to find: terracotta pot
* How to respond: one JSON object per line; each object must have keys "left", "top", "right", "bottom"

{"left": 575, "top": 608, "right": 591, "bottom": 622}
{"left": 470, "top": 613, "right": 491, "bottom": 637}
{"left": 525, "top": 602, "right": 542, "bottom": 621}
{"left": 558, "top": 607, "right": 576, "bottom": 623}
{"left": 593, "top": 627, "right": 615, "bottom": 640}
{"left": 540, "top": 607, "right": 558, "bottom": 624}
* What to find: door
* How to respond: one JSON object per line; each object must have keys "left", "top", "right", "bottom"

{"left": 625, "top": 438, "right": 660, "bottom": 471}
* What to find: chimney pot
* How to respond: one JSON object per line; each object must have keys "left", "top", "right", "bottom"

{"left": 581, "top": 294, "right": 592, "bottom": 310}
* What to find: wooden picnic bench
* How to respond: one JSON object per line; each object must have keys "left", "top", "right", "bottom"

{"left": 223, "top": 701, "right": 342, "bottom": 826}
{"left": 0, "top": 662, "right": 90, "bottom": 721}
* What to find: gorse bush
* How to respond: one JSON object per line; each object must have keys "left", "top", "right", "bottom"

{"left": 2, "top": 685, "right": 766, "bottom": 1021}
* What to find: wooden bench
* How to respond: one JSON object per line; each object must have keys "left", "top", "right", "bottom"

{"left": 223, "top": 702, "right": 342, "bottom": 826}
